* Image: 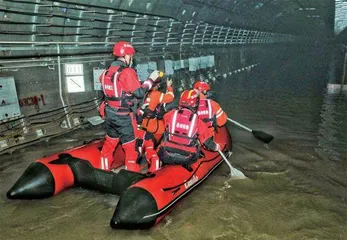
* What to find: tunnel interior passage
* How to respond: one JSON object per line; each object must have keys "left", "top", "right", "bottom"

{"left": 0, "top": 0, "right": 343, "bottom": 153}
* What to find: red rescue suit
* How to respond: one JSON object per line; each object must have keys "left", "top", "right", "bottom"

{"left": 99, "top": 60, "right": 153, "bottom": 172}
{"left": 158, "top": 107, "right": 219, "bottom": 169}
{"left": 197, "top": 97, "right": 227, "bottom": 133}
{"left": 136, "top": 129, "right": 161, "bottom": 173}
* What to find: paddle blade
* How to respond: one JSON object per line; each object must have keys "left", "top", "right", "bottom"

{"left": 218, "top": 150, "right": 247, "bottom": 178}
{"left": 252, "top": 130, "right": 274, "bottom": 143}
{"left": 230, "top": 166, "right": 246, "bottom": 178}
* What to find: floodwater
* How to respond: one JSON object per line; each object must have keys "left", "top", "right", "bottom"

{"left": 1, "top": 47, "right": 346, "bottom": 240}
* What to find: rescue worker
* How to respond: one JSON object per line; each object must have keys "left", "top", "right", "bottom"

{"left": 157, "top": 90, "right": 222, "bottom": 171}
{"left": 193, "top": 80, "right": 227, "bottom": 132}
{"left": 99, "top": 41, "right": 160, "bottom": 172}
{"left": 140, "top": 76, "right": 174, "bottom": 136}
{"left": 138, "top": 76, "right": 174, "bottom": 173}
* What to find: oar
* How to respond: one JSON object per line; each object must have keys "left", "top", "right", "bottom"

{"left": 218, "top": 150, "right": 246, "bottom": 178}
{"left": 227, "top": 118, "right": 273, "bottom": 144}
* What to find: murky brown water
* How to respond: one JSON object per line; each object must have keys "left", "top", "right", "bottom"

{"left": 1, "top": 51, "right": 346, "bottom": 239}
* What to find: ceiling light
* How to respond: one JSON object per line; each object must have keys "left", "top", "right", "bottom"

{"left": 299, "top": 7, "right": 316, "bottom": 11}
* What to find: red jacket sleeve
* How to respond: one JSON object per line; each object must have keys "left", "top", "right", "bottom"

{"left": 211, "top": 100, "right": 227, "bottom": 127}
{"left": 118, "top": 68, "right": 154, "bottom": 99}
{"left": 118, "top": 68, "right": 141, "bottom": 92}
{"left": 197, "top": 117, "right": 219, "bottom": 151}
{"left": 197, "top": 118, "right": 213, "bottom": 143}
{"left": 161, "top": 86, "right": 175, "bottom": 103}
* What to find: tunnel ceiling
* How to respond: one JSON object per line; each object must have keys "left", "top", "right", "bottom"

{"left": 0, "top": 0, "right": 336, "bottom": 65}
{"left": 0, "top": 0, "right": 334, "bottom": 38}
{"left": 181, "top": 0, "right": 334, "bottom": 36}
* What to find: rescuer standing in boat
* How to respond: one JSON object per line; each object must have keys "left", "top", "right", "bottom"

{"left": 138, "top": 75, "right": 174, "bottom": 173}
{"left": 99, "top": 41, "right": 160, "bottom": 172}
{"left": 193, "top": 80, "right": 227, "bottom": 133}
{"left": 157, "top": 89, "right": 223, "bottom": 171}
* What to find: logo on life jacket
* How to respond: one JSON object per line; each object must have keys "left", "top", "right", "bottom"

{"left": 198, "top": 110, "right": 209, "bottom": 115}
{"left": 184, "top": 175, "right": 199, "bottom": 189}
{"left": 104, "top": 84, "right": 113, "bottom": 90}
{"left": 176, "top": 123, "right": 189, "bottom": 130}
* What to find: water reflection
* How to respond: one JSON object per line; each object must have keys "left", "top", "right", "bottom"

{"left": 317, "top": 91, "right": 347, "bottom": 163}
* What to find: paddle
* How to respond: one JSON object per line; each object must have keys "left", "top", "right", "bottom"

{"left": 227, "top": 118, "right": 273, "bottom": 144}
{"left": 218, "top": 150, "right": 246, "bottom": 178}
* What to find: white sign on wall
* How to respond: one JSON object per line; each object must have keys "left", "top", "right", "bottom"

{"left": 183, "top": 59, "right": 189, "bottom": 69}
{"left": 164, "top": 60, "right": 174, "bottom": 75}
{"left": 66, "top": 76, "right": 85, "bottom": 93}
{"left": 200, "top": 56, "right": 208, "bottom": 69}
{"left": 93, "top": 68, "right": 105, "bottom": 90}
{"left": 196, "top": 57, "right": 202, "bottom": 69}
{"left": 0, "top": 76, "right": 21, "bottom": 121}
{"left": 208, "top": 55, "right": 215, "bottom": 67}
{"left": 189, "top": 58, "right": 197, "bottom": 71}
{"left": 65, "top": 64, "right": 85, "bottom": 93}
{"left": 148, "top": 61, "right": 158, "bottom": 72}
{"left": 135, "top": 62, "right": 158, "bottom": 82}
{"left": 136, "top": 63, "right": 150, "bottom": 82}
{"left": 174, "top": 60, "right": 182, "bottom": 70}
{"left": 64, "top": 64, "right": 83, "bottom": 75}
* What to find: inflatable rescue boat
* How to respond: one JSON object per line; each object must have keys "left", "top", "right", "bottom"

{"left": 7, "top": 126, "right": 232, "bottom": 229}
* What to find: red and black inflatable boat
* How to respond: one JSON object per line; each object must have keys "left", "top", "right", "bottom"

{"left": 7, "top": 126, "right": 232, "bottom": 229}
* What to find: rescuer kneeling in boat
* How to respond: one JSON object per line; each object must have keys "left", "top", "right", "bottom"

{"left": 140, "top": 75, "right": 174, "bottom": 136}
{"left": 193, "top": 80, "right": 227, "bottom": 133}
{"left": 135, "top": 75, "right": 174, "bottom": 173}
{"left": 157, "top": 89, "right": 222, "bottom": 171}
{"left": 138, "top": 75, "right": 175, "bottom": 173}
{"left": 99, "top": 41, "right": 160, "bottom": 172}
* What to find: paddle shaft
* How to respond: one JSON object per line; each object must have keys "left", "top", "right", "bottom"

{"left": 218, "top": 150, "right": 234, "bottom": 169}
{"left": 218, "top": 150, "right": 246, "bottom": 178}
{"left": 227, "top": 118, "right": 252, "bottom": 132}
{"left": 227, "top": 117, "right": 274, "bottom": 143}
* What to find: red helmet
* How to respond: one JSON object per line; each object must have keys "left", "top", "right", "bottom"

{"left": 193, "top": 80, "right": 211, "bottom": 92}
{"left": 179, "top": 90, "right": 199, "bottom": 108}
{"left": 113, "top": 41, "right": 135, "bottom": 57}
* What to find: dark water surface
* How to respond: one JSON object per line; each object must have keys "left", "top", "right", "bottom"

{"left": 1, "top": 50, "right": 346, "bottom": 239}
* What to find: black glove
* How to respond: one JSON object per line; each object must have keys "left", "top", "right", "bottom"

{"left": 136, "top": 114, "right": 143, "bottom": 125}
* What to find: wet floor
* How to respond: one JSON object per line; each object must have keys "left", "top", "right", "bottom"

{"left": 1, "top": 48, "right": 346, "bottom": 240}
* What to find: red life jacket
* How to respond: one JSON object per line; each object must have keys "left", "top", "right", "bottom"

{"left": 159, "top": 108, "right": 200, "bottom": 167}
{"left": 197, "top": 99, "right": 214, "bottom": 128}
{"left": 164, "top": 108, "right": 199, "bottom": 153}
{"left": 100, "top": 65, "right": 134, "bottom": 109}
